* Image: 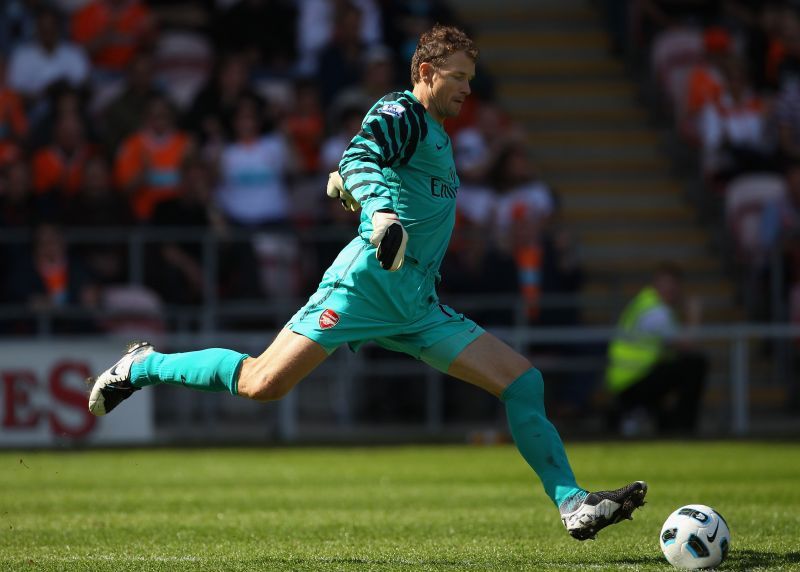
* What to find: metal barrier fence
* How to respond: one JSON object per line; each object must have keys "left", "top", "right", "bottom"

{"left": 2, "top": 227, "right": 797, "bottom": 441}
{"left": 1, "top": 225, "right": 781, "bottom": 334}
{"left": 152, "top": 323, "right": 799, "bottom": 441}
{"left": 1, "top": 225, "right": 637, "bottom": 335}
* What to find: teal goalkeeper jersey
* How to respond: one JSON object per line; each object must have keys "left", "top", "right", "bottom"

{"left": 339, "top": 90, "right": 459, "bottom": 273}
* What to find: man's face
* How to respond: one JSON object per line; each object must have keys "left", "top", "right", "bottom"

{"left": 654, "top": 273, "right": 681, "bottom": 306}
{"left": 147, "top": 100, "right": 172, "bottom": 133}
{"left": 429, "top": 50, "right": 474, "bottom": 119}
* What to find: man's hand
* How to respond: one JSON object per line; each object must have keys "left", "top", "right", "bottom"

{"left": 326, "top": 171, "right": 360, "bottom": 212}
{"left": 370, "top": 210, "right": 408, "bottom": 271}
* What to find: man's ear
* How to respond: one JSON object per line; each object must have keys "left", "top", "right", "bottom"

{"left": 419, "top": 61, "right": 435, "bottom": 84}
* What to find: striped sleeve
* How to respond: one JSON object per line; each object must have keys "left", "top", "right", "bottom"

{"left": 339, "top": 92, "right": 428, "bottom": 219}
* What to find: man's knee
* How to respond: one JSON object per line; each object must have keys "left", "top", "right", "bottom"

{"left": 676, "top": 351, "right": 709, "bottom": 385}
{"left": 238, "top": 369, "right": 292, "bottom": 402}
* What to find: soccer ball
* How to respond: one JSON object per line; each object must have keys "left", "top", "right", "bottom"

{"left": 660, "top": 504, "right": 730, "bottom": 569}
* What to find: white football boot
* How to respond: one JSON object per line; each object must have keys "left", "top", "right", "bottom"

{"left": 560, "top": 481, "right": 648, "bottom": 540}
{"left": 87, "top": 341, "right": 154, "bottom": 416}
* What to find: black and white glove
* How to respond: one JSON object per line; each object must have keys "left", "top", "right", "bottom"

{"left": 326, "top": 171, "right": 360, "bottom": 212}
{"left": 370, "top": 209, "right": 408, "bottom": 271}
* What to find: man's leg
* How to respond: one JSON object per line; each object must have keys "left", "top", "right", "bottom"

{"left": 446, "top": 332, "right": 647, "bottom": 540}
{"left": 88, "top": 328, "right": 329, "bottom": 415}
{"left": 446, "top": 332, "right": 582, "bottom": 506}
{"left": 671, "top": 351, "right": 708, "bottom": 432}
{"left": 652, "top": 352, "right": 708, "bottom": 434}
{"left": 237, "top": 329, "right": 331, "bottom": 401}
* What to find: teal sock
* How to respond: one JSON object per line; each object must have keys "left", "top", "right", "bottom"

{"left": 502, "top": 368, "right": 585, "bottom": 507}
{"left": 130, "top": 349, "right": 248, "bottom": 395}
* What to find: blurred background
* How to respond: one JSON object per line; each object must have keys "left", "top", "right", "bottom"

{"left": 0, "top": 0, "right": 798, "bottom": 448}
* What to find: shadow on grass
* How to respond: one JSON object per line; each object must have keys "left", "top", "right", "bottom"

{"left": 245, "top": 550, "right": 800, "bottom": 570}
{"left": 249, "top": 557, "right": 478, "bottom": 568}
{"left": 724, "top": 549, "right": 800, "bottom": 570}
{"left": 605, "top": 549, "right": 800, "bottom": 570}
{"left": 598, "top": 555, "right": 666, "bottom": 566}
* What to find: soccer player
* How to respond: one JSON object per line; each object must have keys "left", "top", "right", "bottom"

{"left": 88, "top": 25, "right": 646, "bottom": 540}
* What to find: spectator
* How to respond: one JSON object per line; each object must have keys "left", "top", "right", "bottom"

{"left": 769, "top": 6, "right": 800, "bottom": 91}
{"left": 698, "top": 57, "right": 776, "bottom": 184}
{"left": 214, "top": 94, "right": 294, "bottom": 227}
{"left": 70, "top": 0, "right": 156, "bottom": 75}
{"left": 762, "top": 161, "right": 800, "bottom": 285}
{"left": 330, "top": 44, "right": 398, "bottom": 117}
{"left": 633, "top": 0, "right": 722, "bottom": 49}
{"left": 183, "top": 53, "right": 258, "bottom": 151}
{"left": 62, "top": 154, "right": 133, "bottom": 284}
{"left": 0, "top": 162, "right": 37, "bottom": 316}
{"left": 774, "top": 69, "right": 800, "bottom": 165}
{"left": 490, "top": 142, "right": 557, "bottom": 322}
{"left": 0, "top": 161, "right": 37, "bottom": 228}
{"left": 297, "top": 0, "right": 382, "bottom": 74}
{"left": 99, "top": 51, "right": 161, "bottom": 150}
{"left": 605, "top": 262, "right": 708, "bottom": 436}
{"left": 739, "top": 2, "right": 788, "bottom": 90}
{"left": 439, "top": 217, "right": 518, "bottom": 326}
{"left": 148, "top": 155, "right": 223, "bottom": 305}
{"left": 63, "top": 154, "right": 132, "bottom": 227}
{"left": 212, "top": 0, "right": 297, "bottom": 74}
{"left": 5, "top": 223, "right": 99, "bottom": 317}
{"left": 0, "top": 55, "right": 29, "bottom": 168}
{"left": 453, "top": 104, "right": 520, "bottom": 229}
{"left": 31, "top": 111, "right": 95, "bottom": 211}
{"left": 387, "top": 0, "right": 455, "bottom": 67}
{"left": 114, "top": 94, "right": 193, "bottom": 221}
{"left": 491, "top": 142, "right": 557, "bottom": 235}
{"left": 454, "top": 102, "right": 519, "bottom": 187}
{"left": 148, "top": 154, "right": 261, "bottom": 305}
{"left": 7, "top": 5, "right": 90, "bottom": 99}
{"left": 316, "top": 1, "right": 367, "bottom": 105}
{"left": 540, "top": 226, "right": 584, "bottom": 328}
{"left": 28, "top": 82, "right": 94, "bottom": 150}
{"left": 0, "top": 0, "right": 39, "bottom": 57}
{"left": 283, "top": 78, "right": 324, "bottom": 175}
{"left": 680, "top": 26, "right": 734, "bottom": 142}
{"left": 320, "top": 102, "right": 365, "bottom": 173}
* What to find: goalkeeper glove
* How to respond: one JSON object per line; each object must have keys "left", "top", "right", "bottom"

{"left": 326, "top": 171, "right": 360, "bottom": 212}
{"left": 370, "top": 209, "right": 408, "bottom": 271}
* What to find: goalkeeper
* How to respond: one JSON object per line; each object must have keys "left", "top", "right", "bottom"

{"left": 87, "top": 25, "right": 646, "bottom": 540}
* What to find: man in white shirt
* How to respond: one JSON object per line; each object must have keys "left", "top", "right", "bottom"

{"left": 8, "top": 6, "right": 90, "bottom": 98}
{"left": 215, "top": 97, "right": 292, "bottom": 227}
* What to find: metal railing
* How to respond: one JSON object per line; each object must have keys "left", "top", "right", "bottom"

{"left": 0, "top": 225, "right": 635, "bottom": 334}
{"left": 2, "top": 227, "right": 797, "bottom": 439}
{"left": 0, "top": 225, "right": 770, "bottom": 334}
{"left": 150, "top": 322, "right": 799, "bottom": 441}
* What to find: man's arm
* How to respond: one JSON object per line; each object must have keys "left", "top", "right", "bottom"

{"left": 337, "top": 96, "right": 426, "bottom": 220}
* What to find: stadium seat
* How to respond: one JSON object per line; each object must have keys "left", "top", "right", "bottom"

{"left": 153, "top": 31, "right": 213, "bottom": 109}
{"left": 724, "top": 173, "right": 788, "bottom": 263}
{"left": 98, "top": 284, "right": 166, "bottom": 337}
{"left": 650, "top": 27, "right": 705, "bottom": 101}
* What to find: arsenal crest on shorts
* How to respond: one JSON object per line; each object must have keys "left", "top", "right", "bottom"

{"left": 319, "top": 308, "right": 340, "bottom": 329}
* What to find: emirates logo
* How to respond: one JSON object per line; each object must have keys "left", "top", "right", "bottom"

{"left": 319, "top": 309, "right": 340, "bottom": 329}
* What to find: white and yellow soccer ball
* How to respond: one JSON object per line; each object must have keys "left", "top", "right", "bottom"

{"left": 660, "top": 504, "right": 730, "bottom": 569}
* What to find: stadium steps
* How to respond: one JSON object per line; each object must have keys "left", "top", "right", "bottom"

{"left": 456, "top": 0, "right": 741, "bottom": 327}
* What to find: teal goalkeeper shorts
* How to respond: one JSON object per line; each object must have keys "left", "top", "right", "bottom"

{"left": 286, "top": 237, "right": 484, "bottom": 373}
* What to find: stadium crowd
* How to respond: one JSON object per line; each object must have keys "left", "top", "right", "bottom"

{"left": 0, "top": 0, "right": 582, "bottom": 337}
{"left": 610, "top": 0, "right": 800, "bottom": 324}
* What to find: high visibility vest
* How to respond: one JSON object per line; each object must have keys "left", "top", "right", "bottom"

{"left": 605, "top": 286, "right": 673, "bottom": 394}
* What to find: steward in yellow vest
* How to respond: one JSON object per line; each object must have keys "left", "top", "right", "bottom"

{"left": 606, "top": 286, "right": 675, "bottom": 394}
{"left": 605, "top": 264, "right": 708, "bottom": 436}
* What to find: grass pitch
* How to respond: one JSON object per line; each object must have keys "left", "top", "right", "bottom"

{"left": 1, "top": 442, "right": 799, "bottom": 571}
